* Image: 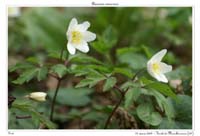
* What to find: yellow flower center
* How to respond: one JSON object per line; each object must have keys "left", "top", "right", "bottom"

{"left": 152, "top": 63, "right": 160, "bottom": 74}
{"left": 71, "top": 31, "right": 82, "bottom": 45}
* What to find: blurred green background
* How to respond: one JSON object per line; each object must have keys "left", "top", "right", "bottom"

{"left": 8, "top": 7, "right": 192, "bottom": 129}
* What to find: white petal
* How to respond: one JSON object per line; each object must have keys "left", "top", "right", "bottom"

{"left": 67, "top": 18, "right": 78, "bottom": 34}
{"left": 149, "top": 49, "right": 167, "bottom": 63}
{"left": 75, "top": 41, "right": 89, "bottom": 53}
{"left": 77, "top": 21, "right": 90, "bottom": 31}
{"left": 147, "top": 62, "right": 154, "bottom": 77}
{"left": 84, "top": 31, "right": 96, "bottom": 42}
{"left": 155, "top": 73, "right": 168, "bottom": 83}
{"left": 159, "top": 62, "right": 172, "bottom": 74}
{"left": 147, "top": 62, "right": 169, "bottom": 83}
{"left": 67, "top": 43, "right": 76, "bottom": 55}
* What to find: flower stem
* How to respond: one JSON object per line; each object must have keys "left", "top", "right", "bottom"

{"left": 50, "top": 78, "right": 62, "bottom": 121}
{"left": 49, "top": 47, "right": 65, "bottom": 121}
{"left": 104, "top": 93, "right": 124, "bottom": 129}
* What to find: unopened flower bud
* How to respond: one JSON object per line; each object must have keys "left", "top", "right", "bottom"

{"left": 29, "top": 92, "right": 47, "bottom": 102}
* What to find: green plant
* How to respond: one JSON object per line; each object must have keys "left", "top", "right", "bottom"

{"left": 8, "top": 7, "right": 192, "bottom": 129}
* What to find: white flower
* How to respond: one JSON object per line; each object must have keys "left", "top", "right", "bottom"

{"left": 147, "top": 49, "right": 172, "bottom": 83}
{"left": 29, "top": 92, "right": 47, "bottom": 102}
{"left": 8, "top": 7, "right": 21, "bottom": 18}
{"left": 66, "top": 18, "right": 96, "bottom": 55}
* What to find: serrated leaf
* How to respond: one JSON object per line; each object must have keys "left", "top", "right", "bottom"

{"left": 9, "top": 62, "right": 34, "bottom": 72}
{"left": 103, "top": 77, "right": 117, "bottom": 92}
{"left": 51, "top": 64, "right": 67, "bottom": 78}
{"left": 76, "top": 76, "right": 105, "bottom": 88}
{"left": 75, "top": 79, "right": 93, "bottom": 88}
{"left": 12, "top": 68, "right": 38, "bottom": 84}
{"left": 75, "top": 70, "right": 106, "bottom": 88}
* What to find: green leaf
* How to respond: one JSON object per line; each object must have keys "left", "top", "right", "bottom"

{"left": 9, "top": 109, "right": 39, "bottom": 129}
{"left": 141, "top": 89, "right": 175, "bottom": 120}
{"left": 113, "top": 67, "right": 133, "bottom": 78}
{"left": 12, "top": 66, "right": 48, "bottom": 84}
{"left": 51, "top": 64, "right": 67, "bottom": 78}
{"left": 120, "top": 81, "right": 140, "bottom": 90}
{"left": 152, "top": 90, "right": 175, "bottom": 119}
{"left": 75, "top": 79, "right": 93, "bottom": 88}
{"left": 9, "top": 62, "right": 34, "bottom": 72}
{"left": 103, "top": 77, "right": 117, "bottom": 92}
{"left": 48, "top": 88, "right": 93, "bottom": 107}
{"left": 12, "top": 68, "right": 38, "bottom": 84}
{"left": 139, "top": 77, "right": 154, "bottom": 85}
{"left": 145, "top": 82, "right": 177, "bottom": 99}
{"left": 125, "top": 88, "right": 141, "bottom": 109}
{"left": 136, "top": 103, "right": 162, "bottom": 126}
{"left": 12, "top": 100, "right": 56, "bottom": 129}
{"left": 37, "top": 67, "right": 48, "bottom": 81}
{"left": 71, "top": 64, "right": 112, "bottom": 74}
{"left": 159, "top": 95, "right": 192, "bottom": 129}
{"left": 76, "top": 76, "right": 106, "bottom": 88}
{"left": 75, "top": 70, "right": 106, "bottom": 88}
